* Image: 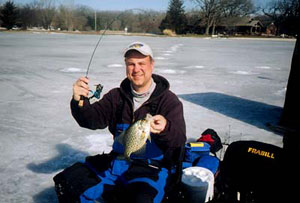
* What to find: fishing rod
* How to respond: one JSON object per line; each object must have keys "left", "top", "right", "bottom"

{"left": 78, "top": 8, "right": 149, "bottom": 107}
{"left": 78, "top": 10, "right": 133, "bottom": 107}
{"left": 78, "top": 9, "right": 147, "bottom": 107}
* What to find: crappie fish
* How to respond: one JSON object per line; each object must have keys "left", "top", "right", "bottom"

{"left": 116, "top": 114, "right": 153, "bottom": 160}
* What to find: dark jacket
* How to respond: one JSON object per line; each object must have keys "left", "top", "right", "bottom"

{"left": 71, "top": 74, "right": 186, "bottom": 167}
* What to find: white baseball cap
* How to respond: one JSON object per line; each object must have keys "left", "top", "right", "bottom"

{"left": 124, "top": 42, "right": 153, "bottom": 58}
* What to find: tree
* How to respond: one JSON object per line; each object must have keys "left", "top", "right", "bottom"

{"left": 191, "top": 0, "right": 219, "bottom": 35}
{"left": 220, "top": 0, "right": 254, "bottom": 17}
{"left": 35, "top": 0, "right": 56, "bottom": 29}
{"left": 18, "top": 3, "right": 40, "bottom": 30}
{"left": 159, "top": 0, "right": 187, "bottom": 34}
{"left": 217, "top": 0, "right": 254, "bottom": 34}
{"left": 54, "top": 4, "right": 74, "bottom": 31}
{"left": 0, "top": 1, "right": 18, "bottom": 30}
{"left": 136, "top": 10, "right": 164, "bottom": 34}
{"left": 191, "top": 0, "right": 254, "bottom": 35}
{"left": 263, "top": 0, "right": 300, "bottom": 36}
{"left": 73, "top": 5, "right": 90, "bottom": 31}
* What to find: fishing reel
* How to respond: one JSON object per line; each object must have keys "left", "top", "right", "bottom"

{"left": 89, "top": 83, "right": 103, "bottom": 102}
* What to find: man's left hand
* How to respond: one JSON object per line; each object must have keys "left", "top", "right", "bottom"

{"left": 150, "top": 115, "right": 167, "bottom": 134}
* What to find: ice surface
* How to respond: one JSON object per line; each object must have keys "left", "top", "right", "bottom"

{"left": 107, "top": 64, "right": 124, "bottom": 68}
{"left": 60, "top": 67, "right": 85, "bottom": 73}
{"left": 155, "top": 56, "right": 168, "bottom": 60}
{"left": 0, "top": 32, "right": 295, "bottom": 202}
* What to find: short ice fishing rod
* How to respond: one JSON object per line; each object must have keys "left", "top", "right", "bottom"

{"left": 77, "top": 27, "right": 105, "bottom": 107}
{"left": 78, "top": 9, "right": 146, "bottom": 107}
{"left": 78, "top": 11, "right": 125, "bottom": 107}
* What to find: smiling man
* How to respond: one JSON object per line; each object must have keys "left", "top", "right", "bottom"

{"left": 55, "top": 42, "right": 186, "bottom": 203}
{"left": 125, "top": 43, "right": 154, "bottom": 92}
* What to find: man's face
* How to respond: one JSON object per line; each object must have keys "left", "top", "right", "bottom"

{"left": 125, "top": 51, "right": 154, "bottom": 92}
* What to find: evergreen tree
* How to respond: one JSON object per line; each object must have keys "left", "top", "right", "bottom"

{"left": 159, "top": 0, "right": 187, "bottom": 34}
{"left": 0, "top": 1, "right": 18, "bottom": 30}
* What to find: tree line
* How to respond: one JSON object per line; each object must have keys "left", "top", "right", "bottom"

{"left": 0, "top": 0, "right": 299, "bottom": 36}
{"left": 0, "top": 0, "right": 165, "bottom": 33}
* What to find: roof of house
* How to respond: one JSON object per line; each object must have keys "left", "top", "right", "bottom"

{"left": 235, "top": 17, "right": 263, "bottom": 27}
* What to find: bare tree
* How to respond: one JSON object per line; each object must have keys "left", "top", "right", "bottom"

{"left": 138, "top": 10, "right": 164, "bottom": 33}
{"left": 56, "top": 4, "right": 74, "bottom": 30}
{"left": 18, "top": 3, "right": 35, "bottom": 29}
{"left": 191, "top": 0, "right": 254, "bottom": 35}
{"left": 36, "top": 0, "right": 56, "bottom": 29}
{"left": 263, "top": 0, "right": 300, "bottom": 36}
{"left": 191, "top": 0, "right": 219, "bottom": 35}
{"left": 220, "top": 0, "right": 254, "bottom": 17}
{"left": 12, "top": 2, "right": 169, "bottom": 33}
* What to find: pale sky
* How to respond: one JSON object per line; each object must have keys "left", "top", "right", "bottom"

{"left": 11, "top": 0, "right": 195, "bottom": 11}
{"left": 8, "top": 0, "right": 269, "bottom": 12}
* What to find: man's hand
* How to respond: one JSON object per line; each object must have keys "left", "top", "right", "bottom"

{"left": 73, "top": 77, "right": 90, "bottom": 101}
{"left": 150, "top": 115, "right": 167, "bottom": 134}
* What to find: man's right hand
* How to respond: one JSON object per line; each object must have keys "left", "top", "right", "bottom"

{"left": 73, "top": 77, "right": 90, "bottom": 101}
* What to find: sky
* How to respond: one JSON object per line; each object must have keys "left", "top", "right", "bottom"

{"left": 11, "top": 0, "right": 195, "bottom": 11}
{"left": 6, "top": 0, "right": 271, "bottom": 12}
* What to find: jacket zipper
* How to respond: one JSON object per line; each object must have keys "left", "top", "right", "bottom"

{"left": 132, "top": 100, "right": 152, "bottom": 123}
{"left": 121, "top": 90, "right": 155, "bottom": 124}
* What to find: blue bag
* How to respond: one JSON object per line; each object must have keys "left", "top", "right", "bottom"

{"left": 184, "top": 142, "right": 210, "bottom": 163}
{"left": 194, "top": 155, "right": 219, "bottom": 174}
{"left": 183, "top": 142, "right": 219, "bottom": 175}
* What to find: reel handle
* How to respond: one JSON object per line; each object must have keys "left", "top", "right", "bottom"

{"left": 78, "top": 95, "right": 84, "bottom": 108}
{"left": 78, "top": 76, "right": 89, "bottom": 108}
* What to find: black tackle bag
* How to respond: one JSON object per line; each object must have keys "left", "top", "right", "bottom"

{"left": 215, "top": 140, "right": 286, "bottom": 203}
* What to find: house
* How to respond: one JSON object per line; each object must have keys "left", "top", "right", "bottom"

{"left": 234, "top": 17, "right": 263, "bottom": 35}
{"left": 213, "top": 16, "right": 264, "bottom": 36}
{"left": 185, "top": 16, "right": 264, "bottom": 36}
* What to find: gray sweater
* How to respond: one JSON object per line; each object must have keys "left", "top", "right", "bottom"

{"left": 131, "top": 78, "right": 156, "bottom": 112}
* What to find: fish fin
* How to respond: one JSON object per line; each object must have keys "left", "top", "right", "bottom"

{"left": 115, "top": 130, "right": 126, "bottom": 145}
{"left": 117, "top": 155, "right": 125, "bottom": 160}
{"left": 125, "top": 152, "right": 132, "bottom": 161}
{"left": 141, "top": 131, "right": 145, "bottom": 140}
{"left": 118, "top": 155, "right": 131, "bottom": 162}
{"left": 133, "top": 144, "right": 147, "bottom": 156}
{"left": 141, "top": 131, "right": 151, "bottom": 143}
{"left": 125, "top": 156, "right": 132, "bottom": 162}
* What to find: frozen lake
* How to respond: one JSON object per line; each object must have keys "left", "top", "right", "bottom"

{"left": 0, "top": 32, "right": 295, "bottom": 202}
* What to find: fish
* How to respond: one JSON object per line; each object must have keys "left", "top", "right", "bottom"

{"left": 115, "top": 113, "right": 153, "bottom": 160}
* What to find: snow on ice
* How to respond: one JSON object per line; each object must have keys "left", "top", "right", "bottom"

{"left": 106, "top": 64, "right": 123, "bottom": 68}
{"left": 60, "top": 67, "right": 85, "bottom": 73}
{"left": 0, "top": 32, "right": 295, "bottom": 202}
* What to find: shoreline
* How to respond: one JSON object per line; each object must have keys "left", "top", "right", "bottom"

{"left": 0, "top": 29, "right": 296, "bottom": 41}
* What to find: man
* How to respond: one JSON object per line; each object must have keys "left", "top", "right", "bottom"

{"left": 68, "top": 42, "right": 186, "bottom": 202}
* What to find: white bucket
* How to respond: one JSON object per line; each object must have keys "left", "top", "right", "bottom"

{"left": 181, "top": 166, "right": 214, "bottom": 202}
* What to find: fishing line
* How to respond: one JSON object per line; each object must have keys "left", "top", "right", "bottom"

{"left": 85, "top": 8, "right": 144, "bottom": 77}
{"left": 79, "top": 8, "right": 147, "bottom": 107}
{"left": 85, "top": 13, "right": 121, "bottom": 77}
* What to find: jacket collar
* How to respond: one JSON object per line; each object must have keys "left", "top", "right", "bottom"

{"left": 119, "top": 74, "right": 170, "bottom": 101}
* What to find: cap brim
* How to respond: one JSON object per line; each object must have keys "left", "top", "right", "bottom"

{"left": 124, "top": 48, "right": 151, "bottom": 57}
